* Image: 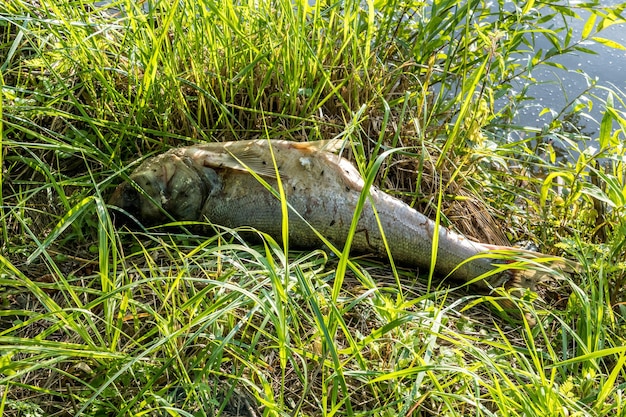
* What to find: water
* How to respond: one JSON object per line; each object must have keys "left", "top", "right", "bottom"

{"left": 510, "top": 1, "right": 626, "bottom": 133}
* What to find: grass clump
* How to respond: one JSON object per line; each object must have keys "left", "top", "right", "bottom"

{"left": 2, "top": 0, "right": 626, "bottom": 415}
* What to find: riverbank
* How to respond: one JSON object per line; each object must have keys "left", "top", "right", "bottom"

{"left": 1, "top": 1, "right": 625, "bottom": 415}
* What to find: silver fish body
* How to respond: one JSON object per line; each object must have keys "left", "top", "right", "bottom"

{"left": 109, "top": 140, "right": 521, "bottom": 288}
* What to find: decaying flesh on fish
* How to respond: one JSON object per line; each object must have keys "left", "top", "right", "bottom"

{"left": 109, "top": 139, "right": 577, "bottom": 317}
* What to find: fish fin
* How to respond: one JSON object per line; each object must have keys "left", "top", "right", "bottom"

{"left": 291, "top": 139, "right": 345, "bottom": 154}
{"left": 482, "top": 243, "right": 581, "bottom": 275}
{"left": 225, "top": 147, "right": 280, "bottom": 178}
{"left": 182, "top": 146, "right": 278, "bottom": 178}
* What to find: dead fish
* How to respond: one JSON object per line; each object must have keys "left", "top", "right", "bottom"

{"left": 109, "top": 139, "right": 574, "bottom": 293}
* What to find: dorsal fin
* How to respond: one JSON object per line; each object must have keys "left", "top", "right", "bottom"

{"left": 183, "top": 144, "right": 278, "bottom": 178}
{"left": 224, "top": 145, "right": 279, "bottom": 178}
{"left": 290, "top": 139, "right": 345, "bottom": 153}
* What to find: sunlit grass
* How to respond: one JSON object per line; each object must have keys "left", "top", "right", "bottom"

{"left": 2, "top": 0, "right": 626, "bottom": 415}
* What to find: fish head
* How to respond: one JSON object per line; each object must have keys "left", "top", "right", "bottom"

{"left": 109, "top": 152, "right": 215, "bottom": 226}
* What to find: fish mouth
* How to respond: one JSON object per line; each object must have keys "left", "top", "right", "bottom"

{"left": 108, "top": 182, "right": 151, "bottom": 229}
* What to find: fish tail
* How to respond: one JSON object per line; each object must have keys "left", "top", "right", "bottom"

{"left": 482, "top": 248, "right": 580, "bottom": 326}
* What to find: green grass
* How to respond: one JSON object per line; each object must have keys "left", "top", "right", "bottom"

{"left": 2, "top": 0, "right": 626, "bottom": 415}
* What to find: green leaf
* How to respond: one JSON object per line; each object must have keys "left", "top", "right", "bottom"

{"left": 599, "top": 111, "right": 612, "bottom": 149}
{"left": 522, "top": 0, "right": 536, "bottom": 15}
{"left": 591, "top": 36, "right": 626, "bottom": 50}
{"left": 582, "top": 13, "right": 596, "bottom": 39}
{"left": 539, "top": 107, "right": 553, "bottom": 117}
{"left": 26, "top": 197, "right": 95, "bottom": 264}
{"left": 543, "top": 61, "right": 567, "bottom": 70}
{"left": 540, "top": 172, "right": 574, "bottom": 207}
{"left": 581, "top": 183, "right": 617, "bottom": 208}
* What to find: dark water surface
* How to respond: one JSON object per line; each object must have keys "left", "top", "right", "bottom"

{"left": 513, "top": 1, "right": 626, "bottom": 133}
